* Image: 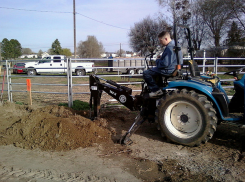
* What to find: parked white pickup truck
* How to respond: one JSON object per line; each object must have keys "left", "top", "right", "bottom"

{"left": 24, "top": 55, "right": 94, "bottom": 76}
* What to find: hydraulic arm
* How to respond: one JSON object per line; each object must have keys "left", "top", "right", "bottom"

{"left": 89, "top": 74, "right": 142, "bottom": 120}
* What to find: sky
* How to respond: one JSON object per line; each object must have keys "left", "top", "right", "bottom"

{"left": 0, "top": 0, "right": 167, "bottom": 53}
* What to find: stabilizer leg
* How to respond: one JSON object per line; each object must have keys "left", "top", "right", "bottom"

{"left": 89, "top": 89, "right": 102, "bottom": 120}
{"left": 89, "top": 75, "right": 102, "bottom": 120}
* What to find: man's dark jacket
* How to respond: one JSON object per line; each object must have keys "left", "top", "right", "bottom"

{"left": 153, "top": 40, "right": 183, "bottom": 75}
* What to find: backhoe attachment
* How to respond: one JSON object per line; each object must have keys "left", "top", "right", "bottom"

{"left": 89, "top": 74, "right": 152, "bottom": 145}
{"left": 89, "top": 74, "right": 141, "bottom": 120}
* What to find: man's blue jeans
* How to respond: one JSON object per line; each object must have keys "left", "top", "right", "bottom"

{"left": 143, "top": 69, "right": 163, "bottom": 92}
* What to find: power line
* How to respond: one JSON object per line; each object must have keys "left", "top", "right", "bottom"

{"left": 104, "top": 43, "right": 129, "bottom": 46}
{"left": 0, "top": 6, "right": 129, "bottom": 30}
{"left": 76, "top": 13, "right": 129, "bottom": 30}
{"left": 0, "top": 6, "right": 71, "bottom": 13}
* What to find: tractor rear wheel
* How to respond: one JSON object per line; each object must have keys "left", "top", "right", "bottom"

{"left": 156, "top": 89, "right": 217, "bottom": 146}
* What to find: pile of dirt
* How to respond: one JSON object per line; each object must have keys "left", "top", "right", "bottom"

{"left": 0, "top": 102, "right": 112, "bottom": 151}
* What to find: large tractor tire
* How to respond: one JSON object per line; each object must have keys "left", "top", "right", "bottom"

{"left": 156, "top": 89, "right": 217, "bottom": 147}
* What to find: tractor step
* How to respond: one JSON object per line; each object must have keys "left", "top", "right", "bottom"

{"left": 222, "top": 121, "right": 245, "bottom": 128}
{"left": 222, "top": 114, "right": 245, "bottom": 127}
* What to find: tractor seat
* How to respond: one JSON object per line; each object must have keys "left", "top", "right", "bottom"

{"left": 163, "top": 69, "right": 183, "bottom": 85}
{"left": 163, "top": 67, "right": 182, "bottom": 78}
{"left": 155, "top": 65, "right": 183, "bottom": 87}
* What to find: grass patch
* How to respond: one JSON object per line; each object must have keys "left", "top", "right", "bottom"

{"left": 59, "top": 100, "right": 90, "bottom": 110}
{"left": 218, "top": 74, "right": 243, "bottom": 79}
{"left": 15, "top": 101, "right": 24, "bottom": 105}
{"left": 224, "top": 88, "right": 235, "bottom": 95}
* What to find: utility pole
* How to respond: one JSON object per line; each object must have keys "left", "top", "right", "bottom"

{"left": 73, "top": 0, "right": 77, "bottom": 59}
{"left": 0, "top": 42, "right": 2, "bottom": 61}
{"left": 120, "top": 43, "right": 121, "bottom": 57}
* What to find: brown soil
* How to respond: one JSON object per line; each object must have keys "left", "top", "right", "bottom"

{"left": 0, "top": 102, "right": 245, "bottom": 181}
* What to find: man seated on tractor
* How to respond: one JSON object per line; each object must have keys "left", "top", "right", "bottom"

{"left": 143, "top": 30, "right": 183, "bottom": 98}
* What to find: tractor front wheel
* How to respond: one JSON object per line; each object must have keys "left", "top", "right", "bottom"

{"left": 156, "top": 89, "right": 217, "bottom": 146}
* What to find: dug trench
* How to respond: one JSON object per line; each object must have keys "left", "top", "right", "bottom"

{"left": 0, "top": 102, "right": 244, "bottom": 181}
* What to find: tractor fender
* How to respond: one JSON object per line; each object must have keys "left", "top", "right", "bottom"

{"left": 163, "top": 80, "right": 225, "bottom": 119}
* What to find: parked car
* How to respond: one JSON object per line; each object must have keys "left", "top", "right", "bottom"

{"left": 24, "top": 55, "right": 94, "bottom": 76}
{"left": 13, "top": 63, "right": 26, "bottom": 74}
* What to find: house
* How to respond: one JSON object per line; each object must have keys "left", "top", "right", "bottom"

{"left": 19, "top": 54, "right": 38, "bottom": 59}
{"left": 40, "top": 52, "right": 49, "bottom": 58}
{"left": 122, "top": 53, "right": 132, "bottom": 57}
{"left": 101, "top": 52, "right": 118, "bottom": 58}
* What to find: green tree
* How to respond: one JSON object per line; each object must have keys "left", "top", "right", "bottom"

{"left": 226, "top": 21, "right": 243, "bottom": 46}
{"left": 50, "top": 39, "right": 62, "bottom": 55}
{"left": 77, "top": 36, "right": 104, "bottom": 58}
{"left": 1, "top": 38, "right": 12, "bottom": 60}
{"left": 225, "top": 21, "right": 245, "bottom": 58}
{"left": 1, "top": 38, "right": 22, "bottom": 59}
{"left": 10, "top": 39, "right": 22, "bottom": 58}
{"left": 62, "top": 48, "right": 72, "bottom": 56}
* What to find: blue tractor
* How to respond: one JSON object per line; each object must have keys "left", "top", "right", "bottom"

{"left": 89, "top": 25, "right": 245, "bottom": 146}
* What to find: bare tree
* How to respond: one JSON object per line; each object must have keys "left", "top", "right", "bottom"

{"left": 156, "top": 0, "right": 208, "bottom": 51}
{"left": 198, "top": 0, "right": 234, "bottom": 49}
{"left": 229, "top": 0, "right": 245, "bottom": 31}
{"left": 157, "top": 0, "right": 191, "bottom": 25}
{"left": 116, "top": 49, "right": 125, "bottom": 57}
{"left": 188, "top": 1, "right": 208, "bottom": 50}
{"left": 37, "top": 50, "right": 43, "bottom": 57}
{"left": 129, "top": 16, "right": 169, "bottom": 55}
{"left": 77, "top": 36, "right": 104, "bottom": 58}
{"left": 22, "top": 48, "right": 32, "bottom": 55}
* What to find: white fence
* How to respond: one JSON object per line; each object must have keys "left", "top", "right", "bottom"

{"left": 0, "top": 57, "right": 244, "bottom": 107}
